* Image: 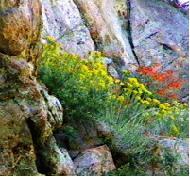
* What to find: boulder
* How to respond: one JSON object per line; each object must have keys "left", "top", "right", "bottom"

{"left": 74, "top": 0, "right": 137, "bottom": 69}
{"left": 130, "top": 0, "right": 188, "bottom": 66}
{"left": 159, "top": 138, "right": 189, "bottom": 166}
{"left": 145, "top": 137, "right": 189, "bottom": 175}
{"left": 74, "top": 145, "right": 116, "bottom": 175}
{"left": 0, "top": 0, "right": 41, "bottom": 56}
{"left": 129, "top": 0, "right": 189, "bottom": 97}
{"left": 96, "top": 121, "right": 113, "bottom": 137}
{"left": 0, "top": 102, "right": 39, "bottom": 176}
{"left": 55, "top": 120, "right": 104, "bottom": 159}
{"left": 42, "top": 0, "right": 95, "bottom": 57}
{"left": 0, "top": 0, "right": 64, "bottom": 175}
{"left": 59, "top": 148, "right": 76, "bottom": 175}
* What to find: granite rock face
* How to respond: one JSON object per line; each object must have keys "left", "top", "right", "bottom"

{"left": 73, "top": 0, "right": 137, "bottom": 69}
{"left": 0, "top": 0, "right": 64, "bottom": 175}
{"left": 129, "top": 0, "right": 188, "bottom": 66}
{"left": 42, "top": 0, "right": 189, "bottom": 84}
{"left": 159, "top": 138, "right": 189, "bottom": 166}
{"left": 59, "top": 148, "right": 76, "bottom": 175}
{"left": 129, "top": 0, "right": 189, "bottom": 97}
{"left": 42, "top": 0, "right": 95, "bottom": 57}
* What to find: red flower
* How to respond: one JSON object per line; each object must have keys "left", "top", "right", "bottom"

{"left": 157, "top": 89, "right": 167, "bottom": 96}
{"left": 137, "top": 66, "right": 156, "bottom": 76}
{"left": 167, "top": 94, "right": 179, "bottom": 100}
{"left": 153, "top": 73, "right": 168, "bottom": 82}
{"left": 137, "top": 63, "right": 186, "bottom": 100}
{"left": 168, "top": 81, "right": 183, "bottom": 89}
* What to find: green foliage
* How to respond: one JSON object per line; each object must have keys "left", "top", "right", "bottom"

{"left": 40, "top": 38, "right": 188, "bottom": 137}
{"left": 39, "top": 37, "right": 114, "bottom": 121}
{"left": 39, "top": 37, "right": 188, "bottom": 138}
{"left": 108, "top": 164, "right": 146, "bottom": 176}
{"left": 108, "top": 149, "right": 189, "bottom": 176}
{"left": 39, "top": 38, "right": 188, "bottom": 176}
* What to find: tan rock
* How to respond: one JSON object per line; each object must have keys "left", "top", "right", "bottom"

{"left": 74, "top": 145, "right": 116, "bottom": 175}
{"left": 74, "top": 0, "right": 137, "bottom": 68}
{"left": 0, "top": 0, "right": 64, "bottom": 175}
{"left": 0, "top": 0, "right": 41, "bottom": 56}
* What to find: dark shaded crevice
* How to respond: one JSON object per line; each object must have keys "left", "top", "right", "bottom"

{"left": 145, "top": 31, "right": 159, "bottom": 39}
{"left": 126, "top": 0, "right": 140, "bottom": 66}
{"left": 26, "top": 118, "right": 49, "bottom": 175}
{"left": 26, "top": 114, "right": 62, "bottom": 176}
{"left": 26, "top": 118, "right": 55, "bottom": 175}
{"left": 162, "top": 43, "right": 174, "bottom": 51}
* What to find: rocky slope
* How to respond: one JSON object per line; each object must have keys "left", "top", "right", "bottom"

{"left": 0, "top": 0, "right": 65, "bottom": 175}
{"left": 42, "top": 0, "right": 189, "bottom": 98}
{"left": 0, "top": 0, "right": 189, "bottom": 176}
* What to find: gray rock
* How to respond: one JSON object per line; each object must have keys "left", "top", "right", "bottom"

{"left": 41, "top": 88, "right": 63, "bottom": 127}
{"left": 95, "top": 121, "right": 113, "bottom": 137}
{"left": 74, "top": 0, "right": 137, "bottom": 69}
{"left": 42, "top": 0, "right": 95, "bottom": 57}
{"left": 108, "top": 65, "right": 120, "bottom": 79}
{"left": 130, "top": 0, "right": 188, "bottom": 66}
{"left": 159, "top": 138, "right": 189, "bottom": 166}
{"left": 59, "top": 148, "right": 76, "bottom": 175}
{"left": 129, "top": 0, "right": 189, "bottom": 97}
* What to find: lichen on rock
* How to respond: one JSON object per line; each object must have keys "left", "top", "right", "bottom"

{"left": 0, "top": 0, "right": 64, "bottom": 175}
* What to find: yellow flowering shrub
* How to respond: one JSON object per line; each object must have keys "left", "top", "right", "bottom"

{"left": 40, "top": 37, "right": 114, "bottom": 120}
{"left": 110, "top": 72, "right": 188, "bottom": 137}
{"left": 39, "top": 37, "right": 188, "bottom": 176}
{"left": 40, "top": 37, "right": 188, "bottom": 137}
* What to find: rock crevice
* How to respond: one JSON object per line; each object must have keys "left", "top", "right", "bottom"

{"left": 0, "top": 1, "right": 65, "bottom": 175}
{"left": 126, "top": 0, "right": 140, "bottom": 65}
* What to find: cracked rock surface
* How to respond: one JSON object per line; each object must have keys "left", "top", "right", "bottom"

{"left": 0, "top": 0, "right": 64, "bottom": 175}
{"left": 42, "top": 0, "right": 95, "bottom": 57}
{"left": 42, "top": 0, "right": 189, "bottom": 88}
{"left": 74, "top": 145, "right": 116, "bottom": 176}
{"left": 129, "top": 0, "right": 189, "bottom": 97}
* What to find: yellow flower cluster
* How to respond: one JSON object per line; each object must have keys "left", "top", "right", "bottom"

{"left": 117, "top": 77, "right": 175, "bottom": 118}
{"left": 127, "top": 78, "right": 152, "bottom": 96}
{"left": 42, "top": 39, "right": 114, "bottom": 93}
{"left": 118, "top": 77, "right": 153, "bottom": 105}
{"left": 60, "top": 51, "right": 114, "bottom": 92}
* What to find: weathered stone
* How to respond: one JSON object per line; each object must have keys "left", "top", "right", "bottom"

{"left": 0, "top": 0, "right": 41, "bottom": 56}
{"left": 42, "top": 0, "right": 95, "bottom": 57}
{"left": 103, "top": 57, "right": 121, "bottom": 79}
{"left": 59, "top": 148, "right": 76, "bottom": 175}
{"left": 0, "top": 0, "right": 64, "bottom": 175}
{"left": 41, "top": 88, "right": 63, "bottom": 128}
{"left": 74, "top": 145, "right": 116, "bottom": 175}
{"left": 0, "top": 102, "right": 39, "bottom": 176}
{"left": 96, "top": 121, "right": 113, "bottom": 137}
{"left": 129, "top": 0, "right": 189, "bottom": 97}
{"left": 74, "top": 0, "right": 137, "bottom": 69}
{"left": 159, "top": 138, "right": 189, "bottom": 166}
{"left": 66, "top": 120, "right": 103, "bottom": 152}
{"left": 130, "top": 0, "right": 188, "bottom": 65}
{"left": 143, "top": 137, "right": 189, "bottom": 175}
